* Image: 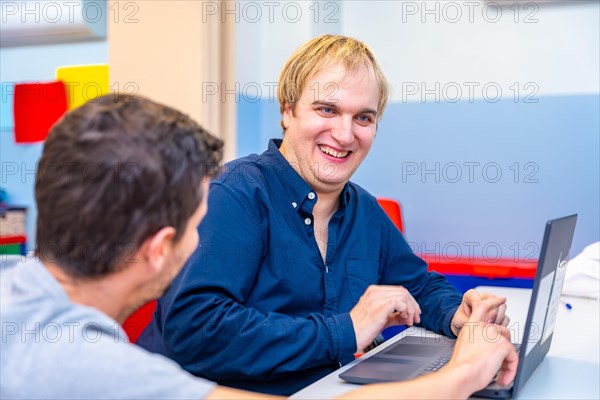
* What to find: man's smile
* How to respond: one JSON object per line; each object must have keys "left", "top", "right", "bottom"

{"left": 318, "top": 144, "right": 351, "bottom": 159}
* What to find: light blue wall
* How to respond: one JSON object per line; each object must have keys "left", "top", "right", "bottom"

{"left": 237, "top": 94, "right": 281, "bottom": 157}
{"left": 236, "top": 94, "right": 599, "bottom": 258}
{"left": 356, "top": 94, "right": 599, "bottom": 257}
{"left": 1, "top": 41, "right": 108, "bottom": 250}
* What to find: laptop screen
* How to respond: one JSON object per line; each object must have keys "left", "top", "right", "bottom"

{"left": 513, "top": 214, "right": 577, "bottom": 394}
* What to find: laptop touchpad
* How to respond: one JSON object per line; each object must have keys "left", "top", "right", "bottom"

{"left": 382, "top": 336, "right": 451, "bottom": 358}
{"left": 342, "top": 357, "right": 423, "bottom": 382}
{"left": 384, "top": 343, "right": 443, "bottom": 357}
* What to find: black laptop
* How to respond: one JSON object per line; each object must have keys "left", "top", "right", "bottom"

{"left": 340, "top": 215, "right": 577, "bottom": 399}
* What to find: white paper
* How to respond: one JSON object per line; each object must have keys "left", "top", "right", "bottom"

{"left": 542, "top": 256, "right": 569, "bottom": 343}
{"left": 525, "top": 271, "right": 554, "bottom": 357}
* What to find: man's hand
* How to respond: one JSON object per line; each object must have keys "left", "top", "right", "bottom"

{"left": 349, "top": 285, "right": 421, "bottom": 352}
{"left": 343, "top": 296, "right": 519, "bottom": 400}
{"left": 446, "top": 296, "right": 519, "bottom": 392}
{"left": 451, "top": 289, "right": 509, "bottom": 336}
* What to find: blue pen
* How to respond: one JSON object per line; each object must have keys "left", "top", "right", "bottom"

{"left": 561, "top": 299, "right": 573, "bottom": 310}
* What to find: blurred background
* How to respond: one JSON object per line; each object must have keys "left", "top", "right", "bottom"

{"left": 1, "top": 0, "right": 598, "bottom": 261}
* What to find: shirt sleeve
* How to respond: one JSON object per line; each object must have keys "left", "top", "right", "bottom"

{"left": 379, "top": 210, "right": 463, "bottom": 338}
{"left": 154, "top": 182, "right": 356, "bottom": 381}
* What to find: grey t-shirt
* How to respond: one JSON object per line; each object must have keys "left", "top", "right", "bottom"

{"left": 0, "top": 258, "right": 215, "bottom": 399}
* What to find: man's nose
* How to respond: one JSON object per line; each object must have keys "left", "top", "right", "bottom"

{"left": 332, "top": 116, "right": 354, "bottom": 146}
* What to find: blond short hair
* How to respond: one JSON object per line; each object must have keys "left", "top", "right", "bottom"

{"left": 277, "top": 34, "right": 390, "bottom": 131}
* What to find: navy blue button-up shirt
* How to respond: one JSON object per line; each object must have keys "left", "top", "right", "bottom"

{"left": 138, "top": 139, "right": 463, "bottom": 395}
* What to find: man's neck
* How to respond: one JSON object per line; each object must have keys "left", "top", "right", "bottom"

{"left": 44, "top": 261, "right": 138, "bottom": 324}
{"left": 312, "top": 188, "right": 342, "bottom": 219}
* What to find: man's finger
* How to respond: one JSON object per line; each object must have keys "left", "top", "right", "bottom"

{"left": 498, "top": 325, "right": 512, "bottom": 341}
{"left": 484, "top": 309, "right": 499, "bottom": 324}
{"left": 493, "top": 303, "right": 507, "bottom": 325}
{"left": 469, "top": 296, "right": 507, "bottom": 322}
{"left": 496, "top": 346, "right": 519, "bottom": 386}
{"left": 461, "top": 289, "right": 483, "bottom": 317}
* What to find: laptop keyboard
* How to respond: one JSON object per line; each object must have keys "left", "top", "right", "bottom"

{"left": 422, "top": 356, "right": 451, "bottom": 372}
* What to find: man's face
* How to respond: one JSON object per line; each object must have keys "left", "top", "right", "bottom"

{"left": 280, "top": 63, "right": 380, "bottom": 195}
{"left": 154, "top": 180, "right": 209, "bottom": 296}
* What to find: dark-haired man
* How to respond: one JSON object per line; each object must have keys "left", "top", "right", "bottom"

{"left": 0, "top": 94, "right": 516, "bottom": 399}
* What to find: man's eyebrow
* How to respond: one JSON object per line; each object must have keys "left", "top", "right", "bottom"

{"left": 311, "top": 101, "right": 378, "bottom": 116}
{"left": 358, "top": 108, "right": 378, "bottom": 116}
{"left": 312, "top": 101, "right": 339, "bottom": 109}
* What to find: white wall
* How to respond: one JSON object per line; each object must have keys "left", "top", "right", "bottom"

{"left": 237, "top": 1, "right": 599, "bottom": 100}
{"left": 342, "top": 1, "right": 599, "bottom": 101}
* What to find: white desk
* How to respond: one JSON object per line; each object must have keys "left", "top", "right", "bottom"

{"left": 292, "top": 287, "right": 600, "bottom": 399}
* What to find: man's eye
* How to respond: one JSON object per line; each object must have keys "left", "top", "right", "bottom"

{"left": 321, "top": 107, "right": 334, "bottom": 114}
{"left": 357, "top": 115, "right": 372, "bottom": 124}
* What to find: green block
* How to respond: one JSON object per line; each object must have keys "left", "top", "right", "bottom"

{"left": 0, "top": 244, "right": 21, "bottom": 255}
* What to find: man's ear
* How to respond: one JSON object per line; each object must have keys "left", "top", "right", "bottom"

{"left": 140, "top": 226, "right": 177, "bottom": 273}
{"left": 282, "top": 103, "right": 293, "bottom": 130}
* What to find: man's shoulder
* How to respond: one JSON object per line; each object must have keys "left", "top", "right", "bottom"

{"left": 1, "top": 257, "right": 58, "bottom": 313}
{"left": 344, "top": 182, "right": 395, "bottom": 229}
{"left": 1, "top": 307, "right": 214, "bottom": 399}
{"left": 219, "top": 154, "right": 264, "bottom": 183}
{"left": 1, "top": 264, "right": 215, "bottom": 399}
{"left": 213, "top": 153, "right": 284, "bottom": 196}
{"left": 346, "top": 181, "right": 381, "bottom": 208}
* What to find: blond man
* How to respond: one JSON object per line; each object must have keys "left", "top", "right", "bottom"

{"left": 139, "top": 35, "right": 510, "bottom": 396}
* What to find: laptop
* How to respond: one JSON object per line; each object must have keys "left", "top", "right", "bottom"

{"left": 340, "top": 215, "right": 578, "bottom": 399}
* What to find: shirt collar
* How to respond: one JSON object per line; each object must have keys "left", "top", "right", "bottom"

{"left": 262, "top": 139, "right": 352, "bottom": 213}
{"left": 262, "top": 139, "right": 316, "bottom": 212}
{"left": 340, "top": 183, "right": 351, "bottom": 209}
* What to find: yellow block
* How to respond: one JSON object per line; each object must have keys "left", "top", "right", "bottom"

{"left": 56, "top": 65, "right": 109, "bottom": 110}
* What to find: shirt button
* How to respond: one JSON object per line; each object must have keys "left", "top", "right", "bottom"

{"left": 292, "top": 202, "right": 297, "bottom": 208}
{"left": 308, "top": 192, "right": 315, "bottom": 200}
{"left": 304, "top": 218, "right": 312, "bottom": 225}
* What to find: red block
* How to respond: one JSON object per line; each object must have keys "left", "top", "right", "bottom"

{"left": 13, "top": 81, "right": 67, "bottom": 144}
{"left": 0, "top": 235, "right": 26, "bottom": 245}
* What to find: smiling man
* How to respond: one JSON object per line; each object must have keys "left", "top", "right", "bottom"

{"left": 138, "top": 34, "right": 509, "bottom": 395}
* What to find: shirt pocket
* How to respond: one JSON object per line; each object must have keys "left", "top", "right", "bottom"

{"left": 346, "top": 259, "right": 380, "bottom": 304}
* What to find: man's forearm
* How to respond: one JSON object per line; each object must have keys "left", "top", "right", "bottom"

{"left": 339, "top": 364, "right": 473, "bottom": 400}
